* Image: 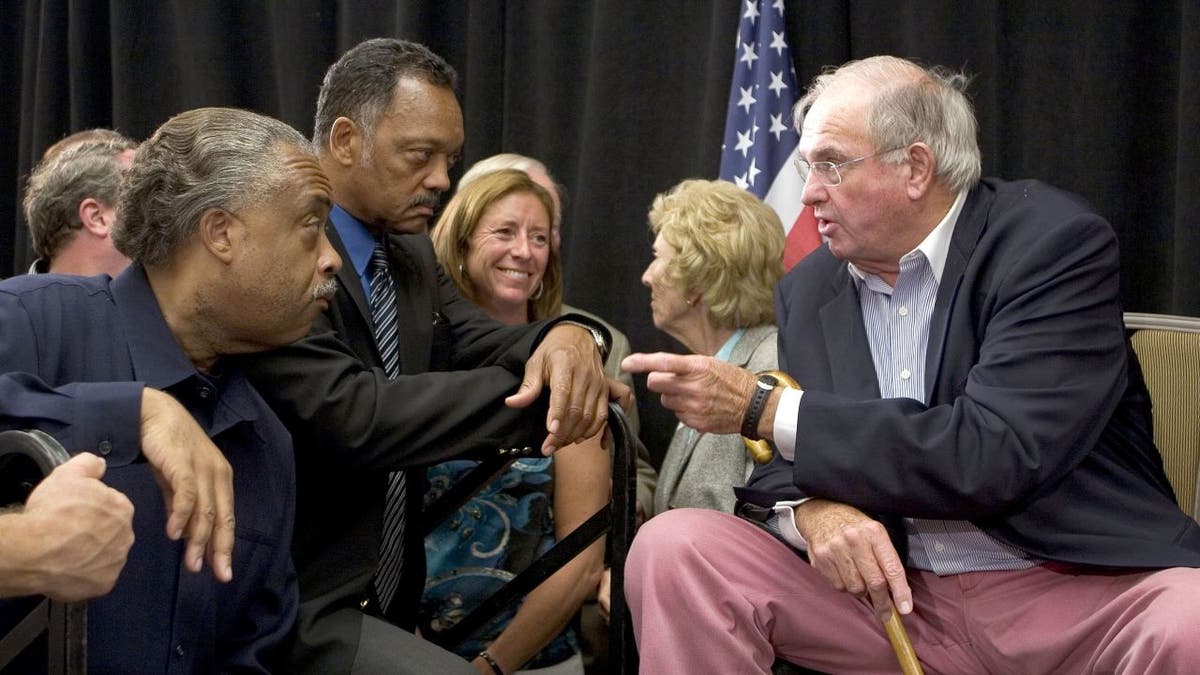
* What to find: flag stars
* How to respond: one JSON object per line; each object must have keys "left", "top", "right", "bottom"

{"left": 769, "top": 113, "right": 789, "bottom": 140}
{"left": 734, "top": 173, "right": 749, "bottom": 190}
{"left": 772, "top": 0, "right": 785, "bottom": 14}
{"left": 738, "top": 86, "right": 758, "bottom": 113}
{"left": 747, "top": 158, "right": 761, "bottom": 186}
{"left": 769, "top": 31, "right": 787, "bottom": 56}
{"left": 769, "top": 70, "right": 788, "bottom": 97}
{"left": 740, "top": 41, "right": 758, "bottom": 68}
{"left": 735, "top": 128, "right": 755, "bottom": 156}
{"left": 744, "top": 0, "right": 760, "bottom": 24}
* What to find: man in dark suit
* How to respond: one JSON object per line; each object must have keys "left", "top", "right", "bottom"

{"left": 623, "top": 56, "right": 1200, "bottom": 673}
{"left": 241, "top": 39, "right": 618, "bottom": 673}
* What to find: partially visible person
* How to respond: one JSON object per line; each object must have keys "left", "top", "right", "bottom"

{"left": 595, "top": 179, "right": 783, "bottom": 622}
{"left": 459, "top": 154, "right": 652, "bottom": 675}
{"left": 23, "top": 131, "right": 137, "bottom": 276}
{"left": 0, "top": 107, "right": 341, "bottom": 673}
{"left": 40, "top": 127, "right": 133, "bottom": 162}
{"left": 428, "top": 169, "right": 608, "bottom": 675}
{"left": 0, "top": 448, "right": 133, "bottom": 602}
{"left": 239, "top": 38, "right": 618, "bottom": 674}
{"left": 458, "top": 152, "right": 651, "bottom": 504}
{"left": 622, "top": 56, "right": 1200, "bottom": 673}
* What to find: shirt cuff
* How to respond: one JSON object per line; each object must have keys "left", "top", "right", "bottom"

{"left": 771, "top": 386, "right": 803, "bottom": 461}
{"left": 64, "top": 381, "right": 145, "bottom": 466}
{"left": 770, "top": 498, "right": 812, "bottom": 551}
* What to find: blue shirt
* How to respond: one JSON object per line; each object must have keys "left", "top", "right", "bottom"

{"left": 0, "top": 266, "right": 298, "bottom": 674}
{"left": 849, "top": 191, "right": 1036, "bottom": 575}
{"left": 329, "top": 204, "right": 377, "bottom": 300}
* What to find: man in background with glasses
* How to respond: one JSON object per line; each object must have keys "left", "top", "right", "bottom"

{"left": 623, "top": 55, "right": 1200, "bottom": 673}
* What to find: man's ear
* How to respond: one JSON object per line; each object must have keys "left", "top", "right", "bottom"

{"left": 77, "top": 198, "right": 112, "bottom": 237}
{"left": 197, "top": 208, "right": 237, "bottom": 264}
{"left": 904, "top": 143, "right": 937, "bottom": 200}
{"left": 328, "top": 117, "right": 362, "bottom": 168}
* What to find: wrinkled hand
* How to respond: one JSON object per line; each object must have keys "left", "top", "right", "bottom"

{"left": 622, "top": 352, "right": 756, "bottom": 435}
{"left": 597, "top": 567, "right": 612, "bottom": 624}
{"left": 507, "top": 324, "right": 610, "bottom": 454}
{"left": 139, "top": 388, "right": 235, "bottom": 582}
{"left": 794, "top": 499, "right": 912, "bottom": 619}
{"left": 20, "top": 453, "right": 135, "bottom": 601}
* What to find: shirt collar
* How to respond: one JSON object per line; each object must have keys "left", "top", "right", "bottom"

{"left": 111, "top": 264, "right": 199, "bottom": 391}
{"left": 848, "top": 188, "right": 968, "bottom": 285}
{"left": 329, "top": 205, "right": 377, "bottom": 281}
{"left": 110, "top": 264, "right": 260, "bottom": 433}
{"left": 714, "top": 328, "right": 745, "bottom": 363}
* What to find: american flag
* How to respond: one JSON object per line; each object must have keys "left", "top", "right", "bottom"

{"left": 718, "top": 0, "right": 820, "bottom": 270}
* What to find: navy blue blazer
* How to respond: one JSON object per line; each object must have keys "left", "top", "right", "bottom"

{"left": 738, "top": 178, "right": 1200, "bottom": 569}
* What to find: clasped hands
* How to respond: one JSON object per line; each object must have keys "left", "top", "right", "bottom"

{"left": 507, "top": 323, "right": 631, "bottom": 454}
{"left": 622, "top": 352, "right": 913, "bottom": 619}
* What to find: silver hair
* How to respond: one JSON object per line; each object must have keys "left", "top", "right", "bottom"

{"left": 113, "top": 107, "right": 313, "bottom": 266}
{"left": 795, "top": 55, "right": 982, "bottom": 192}
{"left": 23, "top": 136, "right": 136, "bottom": 260}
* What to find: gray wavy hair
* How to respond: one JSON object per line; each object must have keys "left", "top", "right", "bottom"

{"left": 114, "top": 107, "right": 312, "bottom": 266}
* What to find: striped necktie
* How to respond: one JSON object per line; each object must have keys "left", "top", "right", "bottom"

{"left": 368, "top": 238, "right": 406, "bottom": 616}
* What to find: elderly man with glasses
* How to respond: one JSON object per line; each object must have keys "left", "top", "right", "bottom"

{"left": 622, "top": 55, "right": 1200, "bottom": 674}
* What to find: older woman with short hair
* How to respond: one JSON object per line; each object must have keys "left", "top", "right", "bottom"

{"left": 640, "top": 178, "right": 784, "bottom": 518}
{"left": 426, "top": 169, "right": 607, "bottom": 675}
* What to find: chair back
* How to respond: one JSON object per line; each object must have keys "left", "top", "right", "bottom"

{"left": 421, "top": 403, "right": 638, "bottom": 673}
{"left": 1124, "top": 312, "right": 1200, "bottom": 521}
{"left": 0, "top": 429, "right": 86, "bottom": 675}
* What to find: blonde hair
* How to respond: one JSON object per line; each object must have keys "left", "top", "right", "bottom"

{"left": 648, "top": 179, "right": 784, "bottom": 329}
{"left": 432, "top": 169, "right": 562, "bottom": 320}
{"left": 459, "top": 153, "right": 563, "bottom": 228}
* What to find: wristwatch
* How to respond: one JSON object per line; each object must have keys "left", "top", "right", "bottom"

{"left": 559, "top": 320, "right": 609, "bottom": 363}
{"left": 740, "top": 373, "right": 780, "bottom": 440}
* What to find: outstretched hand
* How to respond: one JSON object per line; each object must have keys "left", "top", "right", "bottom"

{"left": 506, "top": 323, "right": 614, "bottom": 454}
{"left": 622, "top": 352, "right": 757, "bottom": 435}
{"left": 139, "top": 388, "right": 235, "bottom": 582}
{"left": 794, "top": 499, "right": 912, "bottom": 620}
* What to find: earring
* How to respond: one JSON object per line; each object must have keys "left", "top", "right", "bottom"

{"left": 458, "top": 263, "right": 465, "bottom": 277}
{"left": 531, "top": 279, "right": 544, "bottom": 300}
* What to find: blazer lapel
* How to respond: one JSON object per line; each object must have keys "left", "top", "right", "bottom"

{"left": 328, "top": 224, "right": 371, "bottom": 325}
{"left": 818, "top": 271, "right": 880, "bottom": 400}
{"left": 924, "top": 185, "right": 991, "bottom": 396}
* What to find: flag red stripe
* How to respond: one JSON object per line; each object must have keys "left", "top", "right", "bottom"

{"left": 783, "top": 206, "right": 820, "bottom": 270}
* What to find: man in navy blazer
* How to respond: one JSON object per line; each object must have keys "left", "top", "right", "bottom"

{"left": 624, "top": 56, "right": 1200, "bottom": 673}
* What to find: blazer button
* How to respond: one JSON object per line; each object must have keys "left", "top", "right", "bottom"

{"left": 360, "top": 597, "right": 370, "bottom": 609}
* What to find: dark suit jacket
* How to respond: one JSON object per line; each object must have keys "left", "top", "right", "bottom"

{"left": 242, "top": 227, "right": 602, "bottom": 672}
{"left": 738, "top": 178, "right": 1200, "bottom": 569}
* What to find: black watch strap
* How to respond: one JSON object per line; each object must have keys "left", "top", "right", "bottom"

{"left": 740, "top": 374, "right": 778, "bottom": 440}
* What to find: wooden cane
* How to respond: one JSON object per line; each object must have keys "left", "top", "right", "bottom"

{"left": 740, "top": 370, "right": 924, "bottom": 675}
{"left": 884, "top": 608, "right": 924, "bottom": 675}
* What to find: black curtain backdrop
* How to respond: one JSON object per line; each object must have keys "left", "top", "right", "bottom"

{"left": 3, "top": 1, "right": 1198, "bottom": 462}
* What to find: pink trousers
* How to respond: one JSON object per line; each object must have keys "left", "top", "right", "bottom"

{"left": 625, "top": 508, "right": 1200, "bottom": 674}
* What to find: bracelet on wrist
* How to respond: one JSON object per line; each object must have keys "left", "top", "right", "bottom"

{"left": 477, "top": 649, "right": 504, "bottom": 675}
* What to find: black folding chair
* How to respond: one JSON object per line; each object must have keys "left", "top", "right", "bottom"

{"left": 421, "top": 402, "right": 638, "bottom": 673}
{"left": 0, "top": 430, "right": 87, "bottom": 675}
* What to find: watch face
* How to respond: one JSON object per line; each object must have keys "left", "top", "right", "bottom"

{"left": 757, "top": 374, "right": 778, "bottom": 389}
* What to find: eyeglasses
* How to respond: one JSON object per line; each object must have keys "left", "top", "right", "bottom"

{"left": 793, "top": 146, "right": 907, "bottom": 187}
